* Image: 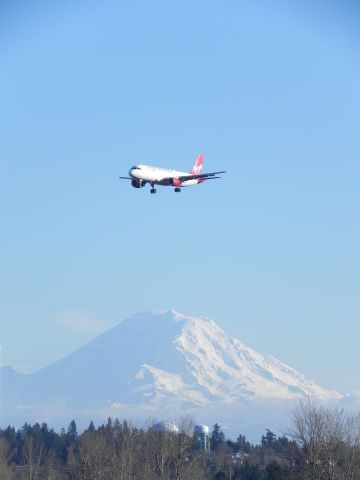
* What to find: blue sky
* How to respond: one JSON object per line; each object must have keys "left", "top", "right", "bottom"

{"left": 1, "top": 0, "right": 359, "bottom": 393}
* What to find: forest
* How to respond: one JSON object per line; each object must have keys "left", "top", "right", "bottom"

{"left": 0, "top": 400, "right": 359, "bottom": 480}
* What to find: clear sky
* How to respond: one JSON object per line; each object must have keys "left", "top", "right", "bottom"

{"left": 1, "top": 0, "right": 359, "bottom": 394}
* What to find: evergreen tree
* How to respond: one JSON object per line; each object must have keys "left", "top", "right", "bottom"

{"left": 261, "top": 429, "right": 276, "bottom": 448}
{"left": 105, "top": 417, "right": 113, "bottom": 431}
{"left": 236, "top": 433, "right": 251, "bottom": 453}
{"left": 2, "top": 426, "right": 17, "bottom": 449}
{"left": 87, "top": 421, "right": 95, "bottom": 432}
{"left": 210, "top": 423, "right": 225, "bottom": 451}
{"left": 66, "top": 420, "right": 78, "bottom": 444}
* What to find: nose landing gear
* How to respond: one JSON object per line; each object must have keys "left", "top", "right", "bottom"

{"left": 150, "top": 183, "right": 157, "bottom": 194}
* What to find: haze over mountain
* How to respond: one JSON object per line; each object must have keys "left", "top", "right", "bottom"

{"left": 1, "top": 310, "right": 343, "bottom": 439}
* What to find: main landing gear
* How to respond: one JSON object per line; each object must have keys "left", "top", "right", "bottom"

{"left": 149, "top": 184, "right": 181, "bottom": 193}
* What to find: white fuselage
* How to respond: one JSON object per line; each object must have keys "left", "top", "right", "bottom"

{"left": 129, "top": 164, "right": 199, "bottom": 187}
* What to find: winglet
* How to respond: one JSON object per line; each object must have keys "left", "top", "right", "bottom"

{"left": 191, "top": 153, "right": 204, "bottom": 175}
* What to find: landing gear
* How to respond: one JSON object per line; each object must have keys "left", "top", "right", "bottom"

{"left": 174, "top": 187, "right": 181, "bottom": 193}
{"left": 150, "top": 183, "right": 157, "bottom": 194}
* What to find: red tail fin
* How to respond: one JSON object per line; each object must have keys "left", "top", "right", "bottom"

{"left": 191, "top": 154, "right": 204, "bottom": 175}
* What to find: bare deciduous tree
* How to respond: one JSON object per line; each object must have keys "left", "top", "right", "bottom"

{"left": 0, "top": 436, "right": 15, "bottom": 480}
{"left": 340, "top": 412, "right": 360, "bottom": 480}
{"left": 288, "top": 398, "right": 360, "bottom": 480}
{"left": 167, "top": 415, "right": 195, "bottom": 480}
{"left": 22, "top": 434, "right": 47, "bottom": 480}
{"left": 75, "top": 430, "right": 113, "bottom": 480}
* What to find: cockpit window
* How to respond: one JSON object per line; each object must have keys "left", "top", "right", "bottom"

{"left": 131, "top": 165, "right": 141, "bottom": 170}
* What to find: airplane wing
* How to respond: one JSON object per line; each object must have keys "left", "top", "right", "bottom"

{"left": 118, "top": 176, "right": 132, "bottom": 179}
{"left": 177, "top": 170, "right": 227, "bottom": 181}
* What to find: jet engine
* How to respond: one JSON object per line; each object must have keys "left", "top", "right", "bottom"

{"left": 131, "top": 179, "right": 146, "bottom": 188}
{"left": 167, "top": 178, "right": 182, "bottom": 187}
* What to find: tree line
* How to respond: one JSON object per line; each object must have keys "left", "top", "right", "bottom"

{"left": 0, "top": 399, "right": 360, "bottom": 479}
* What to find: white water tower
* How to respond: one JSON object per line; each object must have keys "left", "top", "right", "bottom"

{"left": 194, "top": 425, "right": 210, "bottom": 452}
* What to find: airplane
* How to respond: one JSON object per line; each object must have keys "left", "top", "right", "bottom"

{"left": 118, "top": 154, "right": 226, "bottom": 194}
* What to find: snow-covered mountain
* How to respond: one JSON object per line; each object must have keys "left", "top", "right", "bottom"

{"left": 1, "top": 310, "right": 342, "bottom": 438}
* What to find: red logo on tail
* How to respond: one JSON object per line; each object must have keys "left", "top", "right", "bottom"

{"left": 191, "top": 154, "right": 204, "bottom": 175}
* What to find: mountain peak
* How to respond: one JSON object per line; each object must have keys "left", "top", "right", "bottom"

{"left": 2, "top": 310, "right": 342, "bottom": 435}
